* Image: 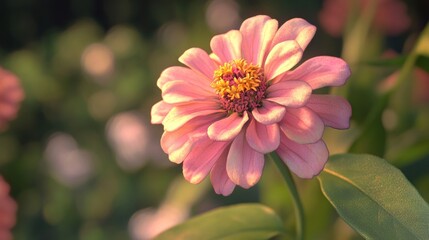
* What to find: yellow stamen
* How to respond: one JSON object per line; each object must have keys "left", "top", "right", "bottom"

{"left": 211, "top": 59, "right": 263, "bottom": 100}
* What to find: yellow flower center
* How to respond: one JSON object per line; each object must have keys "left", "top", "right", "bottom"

{"left": 211, "top": 59, "right": 267, "bottom": 114}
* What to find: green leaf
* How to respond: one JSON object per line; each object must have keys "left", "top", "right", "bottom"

{"left": 318, "top": 154, "right": 429, "bottom": 240}
{"left": 154, "top": 203, "right": 286, "bottom": 240}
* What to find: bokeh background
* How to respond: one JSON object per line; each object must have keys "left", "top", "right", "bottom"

{"left": 1, "top": 0, "right": 428, "bottom": 239}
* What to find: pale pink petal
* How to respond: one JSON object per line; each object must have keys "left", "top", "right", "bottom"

{"left": 162, "top": 80, "right": 216, "bottom": 104}
{"left": 183, "top": 137, "right": 230, "bottom": 184}
{"left": 280, "top": 56, "right": 351, "bottom": 89}
{"left": 240, "top": 15, "right": 278, "bottom": 65}
{"left": 266, "top": 81, "right": 312, "bottom": 107}
{"left": 279, "top": 107, "right": 324, "bottom": 144}
{"left": 210, "top": 148, "right": 236, "bottom": 196}
{"left": 161, "top": 115, "right": 223, "bottom": 163}
{"left": 151, "top": 100, "right": 173, "bottom": 124}
{"left": 209, "top": 53, "right": 222, "bottom": 65}
{"left": 162, "top": 101, "right": 224, "bottom": 132}
{"left": 252, "top": 100, "right": 285, "bottom": 125}
{"left": 271, "top": 18, "right": 316, "bottom": 51}
{"left": 264, "top": 40, "right": 303, "bottom": 80}
{"left": 246, "top": 119, "right": 280, "bottom": 153}
{"left": 178, "top": 48, "right": 218, "bottom": 79}
{"left": 210, "top": 30, "right": 242, "bottom": 63}
{"left": 157, "top": 66, "right": 213, "bottom": 92}
{"left": 276, "top": 137, "right": 328, "bottom": 178}
{"left": 306, "top": 95, "right": 351, "bottom": 129}
{"left": 208, "top": 111, "right": 249, "bottom": 141}
{"left": 227, "top": 130, "right": 264, "bottom": 188}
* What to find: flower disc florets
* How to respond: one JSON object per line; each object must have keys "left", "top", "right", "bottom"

{"left": 211, "top": 59, "right": 267, "bottom": 115}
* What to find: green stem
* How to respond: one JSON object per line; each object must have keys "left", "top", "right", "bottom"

{"left": 268, "top": 152, "right": 305, "bottom": 240}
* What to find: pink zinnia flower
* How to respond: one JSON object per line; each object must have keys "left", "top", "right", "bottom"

{"left": 0, "top": 176, "right": 17, "bottom": 240}
{"left": 0, "top": 67, "right": 24, "bottom": 131}
{"left": 151, "top": 15, "right": 351, "bottom": 196}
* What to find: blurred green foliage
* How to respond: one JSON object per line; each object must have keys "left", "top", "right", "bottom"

{"left": 0, "top": 0, "right": 428, "bottom": 239}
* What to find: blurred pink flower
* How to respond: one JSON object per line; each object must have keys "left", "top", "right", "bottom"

{"left": 151, "top": 15, "right": 351, "bottom": 196}
{"left": 0, "top": 68, "right": 24, "bottom": 131}
{"left": 0, "top": 176, "right": 17, "bottom": 240}
{"left": 319, "top": 0, "right": 411, "bottom": 37}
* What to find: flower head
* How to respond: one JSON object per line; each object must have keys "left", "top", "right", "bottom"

{"left": 0, "top": 68, "right": 24, "bottom": 131}
{"left": 0, "top": 176, "right": 17, "bottom": 240}
{"left": 151, "top": 15, "right": 351, "bottom": 196}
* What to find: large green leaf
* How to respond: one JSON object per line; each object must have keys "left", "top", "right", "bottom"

{"left": 154, "top": 203, "right": 286, "bottom": 240}
{"left": 318, "top": 154, "right": 429, "bottom": 239}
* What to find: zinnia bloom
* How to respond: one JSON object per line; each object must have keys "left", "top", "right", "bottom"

{"left": 0, "top": 67, "right": 24, "bottom": 131}
{"left": 0, "top": 176, "right": 17, "bottom": 240}
{"left": 151, "top": 15, "right": 351, "bottom": 195}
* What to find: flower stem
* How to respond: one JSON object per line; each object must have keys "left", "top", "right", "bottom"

{"left": 268, "top": 152, "right": 305, "bottom": 240}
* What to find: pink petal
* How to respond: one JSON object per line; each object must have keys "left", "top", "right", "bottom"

{"left": 279, "top": 107, "right": 324, "bottom": 144}
{"left": 151, "top": 100, "right": 173, "bottom": 124}
{"left": 162, "top": 101, "right": 224, "bottom": 132}
{"left": 183, "top": 136, "right": 230, "bottom": 184}
{"left": 246, "top": 119, "right": 280, "bottom": 153}
{"left": 161, "top": 115, "right": 222, "bottom": 163}
{"left": 280, "top": 56, "right": 351, "bottom": 89}
{"left": 208, "top": 111, "right": 249, "bottom": 141}
{"left": 210, "top": 30, "right": 242, "bottom": 63}
{"left": 227, "top": 130, "right": 265, "bottom": 188}
{"left": 178, "top": 48, "right": 218, "bottom": 79}
{"left": 266, "top": 81, "right": 312, "bottom": 107}
{"left": 240, "top": 15, "right": 278, "bottom": 66}
{"left": 157, "top": 66, "right": 213, "bottom": 92}
{"left": 276, "top": 137, "right": 328, "bottom": 178}
{"left": 252, "top": 100, "right": 285, "bottom": 125}
{"left": 306, "top": 94, "right": 351, "bottom": 129}
{"left": 162, "top": 80, "right": 216, "bottom": 104}
{"left": 210, "top": 148, "right": 236, "bottom": 196}
{"left": 264, "top": 40, "right": 303, "bottom": 80}
{"left": 271, "top": 18, "right": 316, "bottom": 51}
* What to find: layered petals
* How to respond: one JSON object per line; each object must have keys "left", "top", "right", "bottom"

{"left": 240, "top": 15, "right": 278, "bottom": 66}
{"left": 227, "top": 130, "right": 265, "bottom": 188}
{"left": 306, "top": 95, "right": 352, "bottom": 129}
{"left": 271, "top": 18, "right": 316, "bottom": 51}
{"left": 279, "top": 56, "right": 351, "bottom": 89}
{"left": 162, "top": 101, "right": 224, "bottom": 132}
{"left": 157, "top": 66, "right": 212, "bottom": 91}
{"left": 178, "top": 48, "right": 218, "bottom": 79}
{"left": 208, "top": 112, "right": 249, "bottom": 141}
{"left": 277, "top": 137, "right": 329, "bottom": 178}
{"left": 279, "top": 107, "right": 324, "bottom": 144}
{"left": 162, "top": 80, "right": 216, "bottom": 104}
{"left": 183, "top": 137, "right": 230, "bottom": 184}
{"left": 264, "top": 40, "right": 303, "bottom": 80}
{"left": 161, "top": 114, "right": 223, "bottom": 163}
{"left": 266, "top": 81, "right": 312, "bottom": 107}
{"left": 210, "top": 148, "right": 236, "bottom": 196}
{"left": 210, "top": 30, "right": 242, "bottom": 63}
{"left": 151, "top": 101, "right": 172, "bottom": 124}
{"left": 252, "top": 100, "right": 285, "bottom": 125}
{"left": 246, "top": 119, "right": 280, "bottom": 153}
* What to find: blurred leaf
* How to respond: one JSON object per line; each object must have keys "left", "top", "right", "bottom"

{"left": 362, "top": 55, "right": 406, "bottom": 68}
{"left": 154, "top": 204, "right": 286, "bottom": 240}
{"left": 393, "top": 140, "right": 429, "bottom": 167}
{"left": 318, "top": 154, "right": 429, "bottom": 240}
{"left": 416, "top": 55, "right": 429, "bottom": 73}
{"left": 349, "top": 94, "right": 388, "bottom": 157}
